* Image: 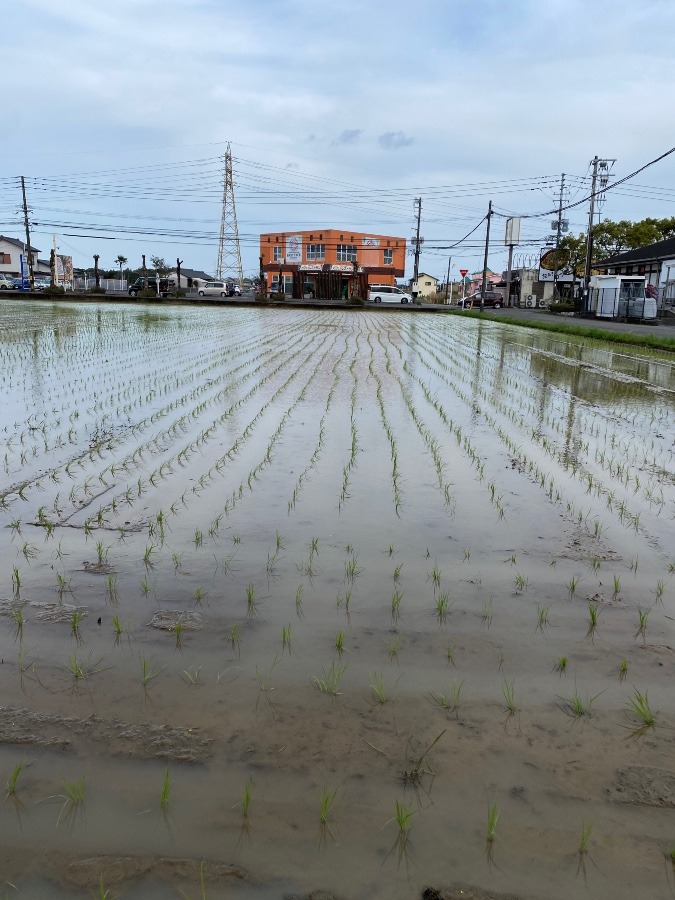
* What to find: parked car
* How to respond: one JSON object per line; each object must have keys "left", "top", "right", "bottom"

{"left": 128, "top": 277, "right": 171, "bottom": 298}
{"left": 226, "top": 282, "right": 242, "bottom": 296}
{"left": 0, "top": 274, "right": 14, "bottom": 289}
{"left": 12, "top": 276, "right": 30, "bottom": 290}
{"left": 197, "top": 281, "right": 233, "bottom": 297}
{"left": 33, "top": 278, "right": 51, "bottom": 291}
{"left": 367, "top": 284, "right": 413, "bottom": 304}
{"left": 458, "top": 291, "right": 504, "bottom": 309}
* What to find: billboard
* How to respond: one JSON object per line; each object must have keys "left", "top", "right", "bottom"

{"left": 505, "top": 217, "right": 521, "bottom": 245}
{"left": 538, "top": 248, "right": 574, "bottom": 283}
{"left": 285, "top": 235, "right": 302, "bottom": 264}
{"left": 56, "top": 255, "right": 73, "bottom": 284}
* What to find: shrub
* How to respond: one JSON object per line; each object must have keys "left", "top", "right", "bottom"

{"left": 89, "top": 286, "right": 107, "bottom": 294}
{"left": 347, "top": 296, "right": 365, "bottom": 306}
{"left": 549, "top": 302, "right": 575, "bottom": 314}
{"left": 138, "top": 289, "right": 156, "bottom": 299}
{"left": 42, "top": 285, "right": 66, "bottom": 296}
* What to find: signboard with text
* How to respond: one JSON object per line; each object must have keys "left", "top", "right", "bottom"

{"left": 285, "top": 235, "right": 302, "bottom": 264}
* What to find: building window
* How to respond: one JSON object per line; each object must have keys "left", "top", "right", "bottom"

{"left": 273, "top": 246, "right": 283, "bottom": 262}
{"left": 383, "top": 249, "right": 393, "bottom": 265}
{"left": 337, "top": 244, "right": 357, "bottom": 262}
{"left": 306, "top": 244, "right": 325, "bottom": 261}
{"left": 0, "top": 253, "right": 11, "bottom": 264}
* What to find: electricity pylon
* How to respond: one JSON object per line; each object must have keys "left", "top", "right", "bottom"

{"left": 215, "top": 144, "right": 244, "bottom": 284}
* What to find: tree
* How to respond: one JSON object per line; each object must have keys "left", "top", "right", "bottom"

{"left": 150, "top": 256, "right": 169, "bottom": 276}
{"left": 115, "top": 254, "right": 128, "bottom": 283}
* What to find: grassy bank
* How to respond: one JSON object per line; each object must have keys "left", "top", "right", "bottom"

{"left": 457, "top": 309, "right": 675, "bottom": 354}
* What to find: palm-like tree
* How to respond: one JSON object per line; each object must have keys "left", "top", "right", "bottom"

{"left": 115, "top": 255, "right": 128, "bottom": 287}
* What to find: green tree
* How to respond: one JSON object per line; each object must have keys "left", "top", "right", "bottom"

{"left": 150, "top": 256, "right": 169, "bottom": 276}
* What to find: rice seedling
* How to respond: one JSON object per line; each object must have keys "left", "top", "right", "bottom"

{"left": 232, "top": 534, "right": 241, "bottom": 545}
{"left": 654, "top": 580, "right": 665, "bottom": 604}
{"left": 428, "top": 563, "right": 442, "bottom": 591}
{"left": 388, "top": 635, "right": 401, "bottom": 662}
{"left": 159, "top": 766, "right": 171, "bottom": 810}
{"left": 578, "top": 819, "right": 592, "bottom": 855}
{"left": 388, "top": 798, "right": 414, "bottom": 835}
{"left": 6, "top": 760, "right": 27, "bottom": 798}
{"left": 370, "top": 672, "right": 390, "bottom": 704}
{"left": 255, "top": 657, "right": 278, "bottom": 713}
{"left": 625, "top": 687, "right": 657, "bottom": 737}
{"left": 275, "top": 530, "right": 284, "bottom": 552}
{"left": 245, "top": 584, "right": 259, "bottom": 618}
{"left": 181, "top": 666, "right": 202, "bottom": 685}
{"left": 239, "top": 777, "right": 253, "bottom": 820}
{"left": 514, "top": 572, "right": 528, "bottom": 592}
{"left": 282, "top": 623, "right": 292, "bottom": 654}
{"left": 618, "top": 658, "right": 628, "bottom": 682}
{"left": 629, "top": 556, "right": 639, "bottom": 574}
{"left": 53, "top": 775, "right": 86, "bottom": 828}
{"left": 21, "top": 541, "right": 38, "bottom": 561}
{"left": 435, "top": 592, "right": 451, "bottom": 626}
{"left": 105, "top": 575, "right": 118, "bottom": 605}
{"left": 567, "top": 575, "right": 580, "bottom": 599}
{"left": 194, "top": 529, "right": 203, "bottom": 549}
{"left": 312, "top": 662, "right": 347, "bottom": 696}
{"left": 536, "top": 604, "right": 550, "bottom": 632}
{"left": 586, "top": 604, "right": 599, "bottom": 642}
{"left": 70, "top": 610, "right": 84, "bottom": 645}
{"left": 388, "top": 588, "right": 403, "bottom": 623}
{"left": 393, "top": 563, "right": 403, "bottom": 582}
{"left": 140, "top": 578, "right": 150, "bottom": 598}
{"left": 612, "top": 574, "right": 621, "bottom": 600}
{"left": 480, "top": 597, "right": 493, "bottom": 629}
{"left": 140, "top": 656, "right": 164, "bottom": 689}
{"left": 319, "top": 783, "right": 339, "bottom": 834}
{"left": 344, "top": 555, "right": 363, "bottom": 584}
{"left": 502, "top": 679, "right": 518, "bottom": 717}
{"left": 553, "top": 655, "right": 568, "bottom": 676}
{"left": 334, "top": 630, "right": 345, "bottom": 657}
{"left": 172, "top": 621, "right": 184, "bottom": 651}
{"left": 635, "top": 605, "right": 650, "bottom": 644}
{"left": 387, "top": 544, "right": 395, "bottom": 557}
{"left": 11, "top": 566, "right": 20, "bottom": 598}
{"left": 463, "top": 548, "right": 472, "bottom": 563}
{"left": 591, "top": 555, "right": 601, "bottom": 573}
{"left": 10, "top": 607, "right": 24, "bottom": 642}
{"left": 486, "top": 797, "right": 499, "bottom": 843}
{"left": 229, "top": 624, "right": 241, "bottom": 656}
{"left": 558, "top": 688, "right": 602, "bottom": 719}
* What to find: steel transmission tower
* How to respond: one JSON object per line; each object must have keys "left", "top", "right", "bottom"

{"left": 215, "top": 144, "right": 244, "bottom": 284}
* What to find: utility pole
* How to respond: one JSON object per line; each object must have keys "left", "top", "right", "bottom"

{"left": 553, "top": 173, "right": 565, "bottom": 299}
{"left": 176, "top": 258, "right": 183, "bottom": 295}
{"left": 413, "top": 197, "right": 422, "bottom": 286}
{"left": 444, "top": 256, "right": 452, "bottom": 304}
{"left": 20, "top": 176, "right": 34, "bottom": 288}
{"left": 259, "top": 255, "right": 266, "bottom": 298}
{"left": 479, "top": 201, "right": 493, "bottom": 311}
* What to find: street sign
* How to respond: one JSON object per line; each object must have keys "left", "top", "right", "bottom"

{"left": 459, "top": 269, "right": 468, "bottom": 277}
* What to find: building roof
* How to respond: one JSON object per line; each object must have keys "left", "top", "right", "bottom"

{"left": 416, "top": 272, "right": 438, "bottom": 280}
{"left": 170, "top": 268, "right": 214, "bottom": 280}
{"left": 0, "top": 234, "right": 40, "bottom": 253}
{"left": 600, "top": 236, "right": 675, "bottom": 267}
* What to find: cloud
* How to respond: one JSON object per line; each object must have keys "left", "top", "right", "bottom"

{"left": 378, "top": 131, "right": 414, "bottom": 150}
{"left": 332, "top": 129, "right": 363, "bottom": 146}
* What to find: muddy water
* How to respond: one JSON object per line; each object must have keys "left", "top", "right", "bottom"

{"left": 1, "top": 299, "right": 674, "bottom": 898}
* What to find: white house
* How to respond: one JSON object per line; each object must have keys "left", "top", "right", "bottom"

{"left": 0, "top": 235, "right": 40, "bottom": 278}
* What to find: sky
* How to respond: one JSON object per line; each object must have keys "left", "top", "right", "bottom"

{"left": 2, "top": 0, "right": 675, "bottom": 282}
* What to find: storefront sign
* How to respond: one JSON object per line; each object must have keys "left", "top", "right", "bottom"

{"left": 362, "top": 237, "right": 380, "bottom": 247}
{"left": 285, "top": 235, "right": 302, "bottom": 264}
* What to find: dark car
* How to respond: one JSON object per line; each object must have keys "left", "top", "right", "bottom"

{"left": 458, "top": 291, "right": 504, "bottom": 309}
{"left": 128, "top": 277, "right": 171, "bottom": 298}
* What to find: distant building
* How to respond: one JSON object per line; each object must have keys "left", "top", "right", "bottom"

{"left": 411, "top": 273, "right": 439, "bottom": 298}
{"left": 0, "top": 235, "right": 40, "bottom": 278}
{"left": 166, "top": 268, "right": 214, "bottom": 290}
{"left": 259, "top": 229, "right": 406, "bottom": 298}
{"left": 597, "top": 237, "right": 675, "bottom": 314}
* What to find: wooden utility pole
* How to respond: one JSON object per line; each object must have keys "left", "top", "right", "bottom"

{"left": 94, "top": 254, "right": 100, "bottom": 289}
{"left": 20, "top": 176, "right": 34, "bottom": 288}
{"left": 479, "top": 201, "right": 493, "bottom": 311}
{"left": 413, "top": 198, "right": 422, "bottom": 285}
{"left": 444, "top": 256, "right": 452, "bottom": 304}
{"left": 176, "top": 258, "right": 183, "bottom": 295}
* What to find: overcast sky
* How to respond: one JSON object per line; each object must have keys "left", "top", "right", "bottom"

{"left": 2, "top": 0, "right": 674, "bottom": 281}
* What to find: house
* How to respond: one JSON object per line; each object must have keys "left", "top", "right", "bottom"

{"left": 166, "top": 268, "right": 214, "bottom": 291}
{"left": 411, "top": 273, "right": 438, "bottom": 298}
{"left": 0, "top": 235, "right": 40, "bottom": 279}
{"left": 596, "top": 237, "right": 675, "bottom": 314}
{"left": 467, "top": 268, "right": 501, "bottom": 295}
{"left": 259, "top": 229, "right": 406, "bottom": 298}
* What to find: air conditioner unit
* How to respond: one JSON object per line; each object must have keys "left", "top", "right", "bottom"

{"left": 525, "top": 295, "right": 536, "bottom": 308}
{"left": 538, "top": 299, "right": 547, "bottom": 308}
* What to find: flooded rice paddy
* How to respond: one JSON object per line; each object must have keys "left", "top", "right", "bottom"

{"left": 0, "top": 299, "right": 674, "bottom": 899}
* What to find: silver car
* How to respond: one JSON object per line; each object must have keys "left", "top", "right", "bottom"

{"left": 198, "top": 281, "right": 230, "bottom": 297}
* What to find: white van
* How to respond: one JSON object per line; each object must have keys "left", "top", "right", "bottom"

{"left": 368, "top": 284, "right": 413, "bottom": 304}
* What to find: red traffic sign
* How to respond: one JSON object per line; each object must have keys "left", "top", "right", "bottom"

{"left": 459, "top": 269, "right": 468, "bottom": 277}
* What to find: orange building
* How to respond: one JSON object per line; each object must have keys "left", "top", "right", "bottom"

{"left": 259, "top": 228, "right": 407, "bottom": 298}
